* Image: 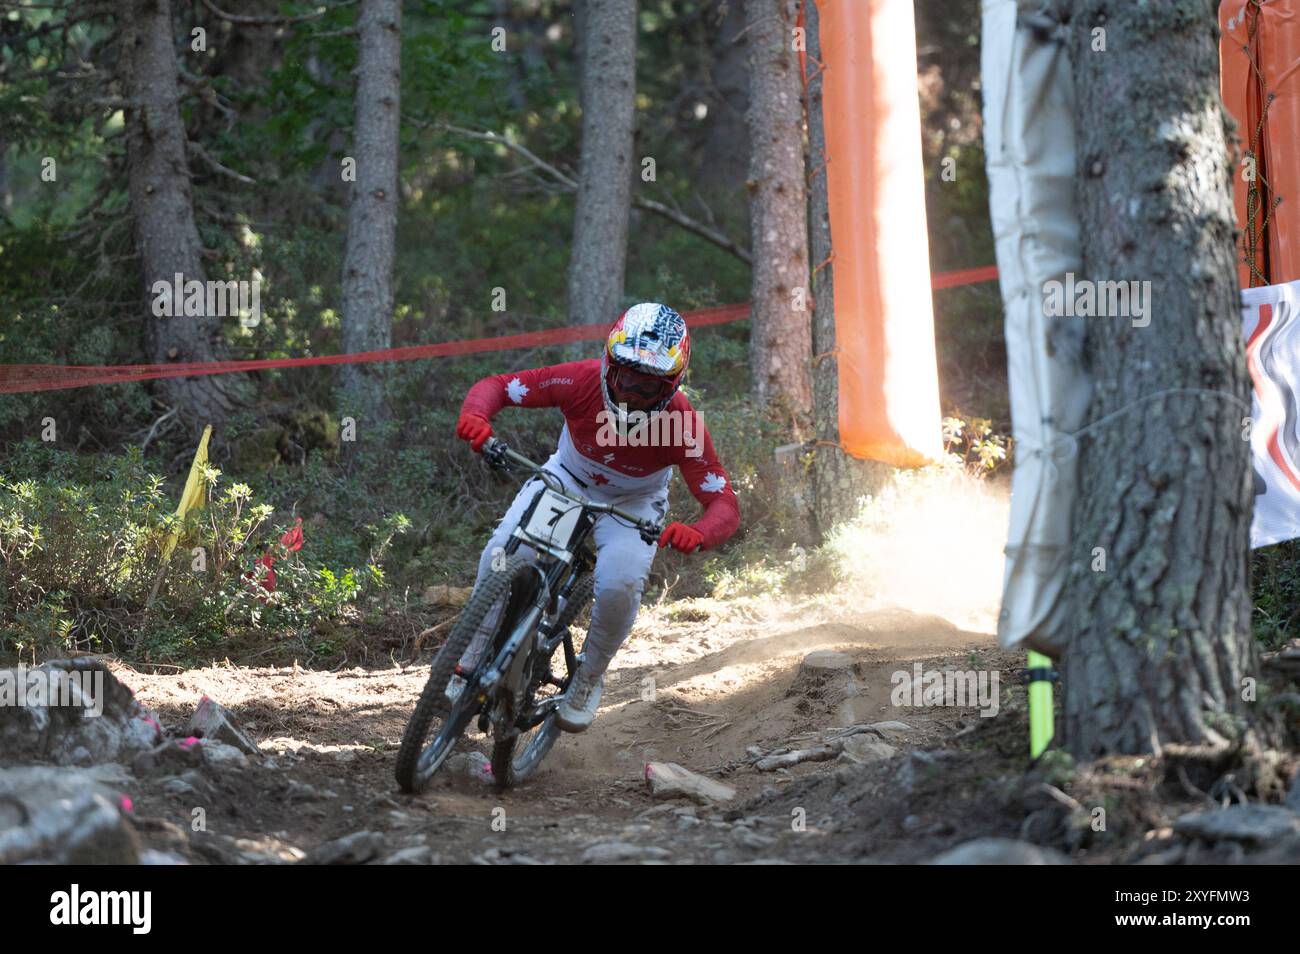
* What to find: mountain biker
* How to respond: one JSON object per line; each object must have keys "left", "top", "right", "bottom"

{"left": 453, "top": 302, "right": 741, "bottom": 732}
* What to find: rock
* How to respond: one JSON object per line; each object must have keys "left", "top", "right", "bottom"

{"left": 839, "top": 738, "right": 897, "bottom": 764}
{"left": 643, "top": 761, "right": 735, "bottom": 804}
{"left": 187, "top": 697, "right": 260, "bottom": 757}
{"left": 304, "top": 831, "right": 383, "bottom": 865}
{"left": 927, "top": 838, "right": 1070, "bottom": 865}
{"left": 199, "top": 741, "right": 250, "bottom": 769}
{"left": 445, "top": 751, "right": 494, "bottom": 786}
{"left": 378, "top": 845, "right": 434, "bottom": 865}
{"left": 139, "top": 849, "right": 189, "bottom": 865}
{"left": 0, "top": 766, "right": 140, "bottom": 864}
{"left": 0, "top": 659, "right": 161, "bottom": 767}
{"left": 733, "top": 829, "right": 776, "bottom": 849}
{"left": 135, "top": 737, "right": 248, "bottom": 775}
{"left": 1173, "top": 804, "right": 1300, "bottom": 845}
{"left": 580, "top": 841, "right": 672, "bottom": 863}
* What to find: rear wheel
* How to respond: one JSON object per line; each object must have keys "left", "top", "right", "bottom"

{"left": 490, "top": 571, "right": 594, "bottom": 788}
{"left": 396, "top": 554, "right": 536, "bottom": 793}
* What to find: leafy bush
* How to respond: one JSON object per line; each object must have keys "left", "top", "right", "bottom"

{"left": 0, "top": 443, "right": 406, "bottom": 662}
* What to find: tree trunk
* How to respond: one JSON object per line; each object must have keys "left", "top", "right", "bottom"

{"left": 567, "top": 0, "right": 637, "bottom": 326}
{"left": 0, "top": 135, "right": 11, "bottom": 218}
{"left": 338, "top": 0, "right": 401, "bottom": 421}
{"left": 121, "top": 0, "right": 248, "bottom": 428}
{"left": 698, "top": 0, "right": 751, "bottom": 191}
{"left": 1062, "top": 0, "right": 1258, "bottom": 757}
{"left": 743, "top": 0, "right": 812, "bottom": 429}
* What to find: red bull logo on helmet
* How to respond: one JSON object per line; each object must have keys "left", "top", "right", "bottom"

{"left": 608, "top": 302, "right": 687, "bottom": 375}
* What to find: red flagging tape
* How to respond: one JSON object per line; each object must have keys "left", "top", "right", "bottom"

{"left": 0, "top": 267, "right": 997, "bottom": 395}
{"left": 929, "top": 264, "right": 1000, "bottom": 291}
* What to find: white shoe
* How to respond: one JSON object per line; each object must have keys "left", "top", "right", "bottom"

{"left": 556, "top": 667, "right": 604, "bottom": 733}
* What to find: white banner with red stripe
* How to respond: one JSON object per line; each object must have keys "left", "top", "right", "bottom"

{"left": 1244, "top": 279, "right": 1300, "bottom": 548}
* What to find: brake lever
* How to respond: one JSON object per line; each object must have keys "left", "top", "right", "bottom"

{"left": 481, "top": 438, "right": 509, "bottom": 471}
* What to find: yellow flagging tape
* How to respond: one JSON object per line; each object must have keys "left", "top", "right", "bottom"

{"left": 159, "top": 425, "right": 212, "bottom": 564}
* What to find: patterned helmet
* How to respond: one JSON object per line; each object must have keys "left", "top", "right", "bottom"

{"left": 600, "top": 303, "right": 690, "bottom": 416}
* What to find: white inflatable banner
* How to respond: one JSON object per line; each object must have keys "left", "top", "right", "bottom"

{"left": 1245, "top": 279, "right": 1300, "bottom": 548}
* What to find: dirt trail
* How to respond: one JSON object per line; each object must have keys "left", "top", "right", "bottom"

{"left": 115, "top": 589, "right": 1022, "bottom": 864}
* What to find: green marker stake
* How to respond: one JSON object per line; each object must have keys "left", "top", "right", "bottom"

{"left": 1027, "top": 650, "right": 1055, "bottom": 759}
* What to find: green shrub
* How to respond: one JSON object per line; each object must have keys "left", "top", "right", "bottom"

{"left": 0, "top": 443, "right": 406, "bottom": 662}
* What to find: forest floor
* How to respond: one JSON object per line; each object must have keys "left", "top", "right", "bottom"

{"left": 108, "top": 582, "right": 1300, "bottom": 865}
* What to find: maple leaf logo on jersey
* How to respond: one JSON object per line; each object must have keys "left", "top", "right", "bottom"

{"left": 587, "top": 472, "right": 610, "bottom": 486}
{"left": 700, "top": 472, "right": 727, "bottom": 494}
{"left": 506, "top": 377, "right": 529, "bottom": 404}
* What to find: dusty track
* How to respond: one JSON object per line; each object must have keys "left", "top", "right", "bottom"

{"left": 118, "top": 591, "right": 1017, "bottom": 864}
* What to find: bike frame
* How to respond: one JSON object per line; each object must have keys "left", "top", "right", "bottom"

{"left": 461, "top": 438, "right": 662, "bottom": 736}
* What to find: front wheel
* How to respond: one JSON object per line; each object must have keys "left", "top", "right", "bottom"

{"left": 490, "top": 572, "right": 594, "bottom": 788}
{"left": 395, "top": 554, "right": 536, "bottom": 793}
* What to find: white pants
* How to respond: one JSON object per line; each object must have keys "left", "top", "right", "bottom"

{"left": 468, "top": 457, "right": 667, "bottom": 676}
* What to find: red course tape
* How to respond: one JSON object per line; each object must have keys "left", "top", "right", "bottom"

{"left": 0, "top": 268, "right": 996, "bottom": 395}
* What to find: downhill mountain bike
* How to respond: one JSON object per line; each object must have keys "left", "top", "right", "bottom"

{"left": 395, "top": 437, "right": 663, "bottom": 792}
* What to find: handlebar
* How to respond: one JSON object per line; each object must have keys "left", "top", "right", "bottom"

{"left": 481, "top": 437, "right": 664, "bottom": 545}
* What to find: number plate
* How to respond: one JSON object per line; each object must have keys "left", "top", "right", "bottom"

{"left": 518, "top": 488, "right": 582, "bottom": 553}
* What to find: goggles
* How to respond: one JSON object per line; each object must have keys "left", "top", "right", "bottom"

{"left": 606, "top": 363, "right": 675, "bottom": 409}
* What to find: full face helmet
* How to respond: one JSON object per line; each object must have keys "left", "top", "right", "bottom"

{"left": 600, "top": 303, "right": 690, "bottom": 417}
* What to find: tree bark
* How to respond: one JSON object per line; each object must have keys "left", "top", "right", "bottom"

{"left": 1063, "top": 0, "right": 1259, "bottom": 757}
{"left": 567, "top": 0, "right": 638, "bottom": 326}
{"left": 743, "top": 0, "right": 812, "bottom": 428}
{"left": 121, "top": 0, "right": 249, "bottom": 428}
{"left": 339, "top": 0, "right": 401, "bottom": 421}
{"left": 698, "top": 0, "right": 751, "bottom": 191}
{"left": 805, "top": 0, "right": 889, "bottom": 536}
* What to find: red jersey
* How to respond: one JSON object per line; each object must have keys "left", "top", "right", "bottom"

{"left": 461, "top": 359, "right": 741, "bottom": 549}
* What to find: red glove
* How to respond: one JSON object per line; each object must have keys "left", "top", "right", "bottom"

{"left": 657, "top": 522, "right": 704, "bottom": 553}
{"left": 456, "top": 412, "right": 493, "bottom": 452}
